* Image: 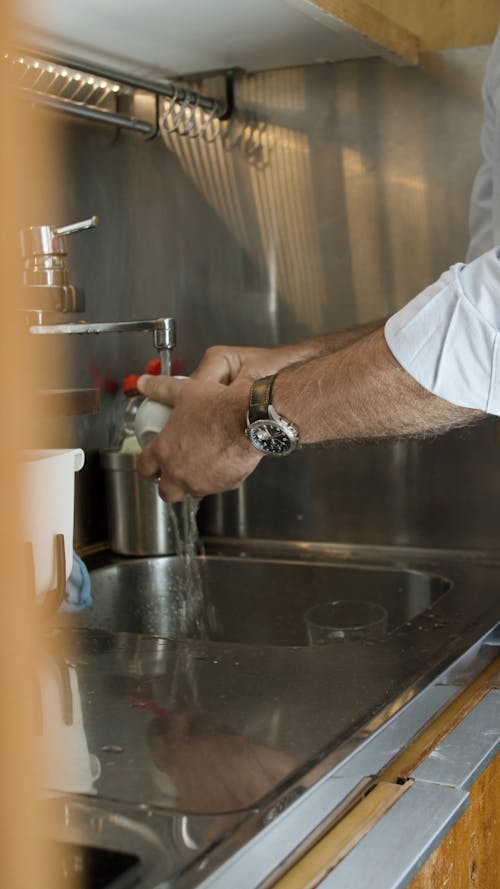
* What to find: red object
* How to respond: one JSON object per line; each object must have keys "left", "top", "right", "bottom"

{"left": 146, "top": 357, "right": 162, "bottom": 375}
{"left": 171, "top": 357, "right": 186, "bottom": 376}
{"left": 122, "top": 373, "right": 140, "bottom": 393}
{"left": 99, "top": 375, "right": 120, "bottom": 395}
{"left": 145, "top": 356, "right": 187, "bottom": 376}
{"left": 128, "top": 697, "right": 167, "bottom": 717}
{"left": 85, "top": 359, "right": 120, "bottom": 394}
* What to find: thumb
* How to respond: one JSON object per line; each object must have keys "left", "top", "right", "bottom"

{"left": 137, "top": 374, "right": 188, "bottom": 405}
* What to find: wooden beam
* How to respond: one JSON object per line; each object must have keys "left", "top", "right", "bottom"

{"left": 290, "top": 0, "right": 421, "bottom": 64}
{"left": 364, "top": 0, "right": 499, "bottom": 50}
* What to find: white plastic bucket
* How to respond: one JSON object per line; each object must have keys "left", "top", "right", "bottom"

{"left": 21, "top": 448, "right": 85, "bottom": 596}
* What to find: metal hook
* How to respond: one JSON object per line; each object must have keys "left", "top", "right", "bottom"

{"left": 164, "top": 94, "right": 190, "bottom": 134}
{"left": 177, "top": 93, "right": 201, "bottom": 136}
{"left": 242, "top": 114, "right": 258, "bottom": 162}
{"left": 188, "top": 96, "right": 214, "bottom": 139}
{"left": 222, "top": 113, "right": 244, "bottom": 152}
{"left": 201, "top": 103, "right": 221, "bottom": 143}
{"left": 250, "top": 118, "right": 270, "bottom": 168}
{"left": 160, "top": 87, "right": 179, "bottom": 132}
{"left": 143, "top": 92, "right": 160, "bottom": 141}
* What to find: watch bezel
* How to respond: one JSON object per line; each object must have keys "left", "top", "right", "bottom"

{"left": 246, "top": 412, "right": 298, "bottom": 456}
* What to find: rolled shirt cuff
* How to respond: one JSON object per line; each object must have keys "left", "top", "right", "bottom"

{"left": 384, "top": 247, "right": 500, "bottom": 416}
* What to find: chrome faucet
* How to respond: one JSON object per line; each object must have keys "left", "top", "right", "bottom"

{"left": 29, "top": 317, "right": 177, "bottom": 374}
{"left": 23, "top": 215, "right": 176, "bottom": 372}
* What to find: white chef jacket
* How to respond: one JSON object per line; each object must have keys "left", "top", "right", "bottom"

{"left": 384, "top": 27, "right": 500, "bottom": 415}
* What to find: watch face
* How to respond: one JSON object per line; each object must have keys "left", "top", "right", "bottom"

{"left": 247, "top": 420, "right": 295, "bottom": 455}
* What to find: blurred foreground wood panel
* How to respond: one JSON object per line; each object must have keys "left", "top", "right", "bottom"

{"left": 0, "top": 2, "right": 64, "bottom": 887}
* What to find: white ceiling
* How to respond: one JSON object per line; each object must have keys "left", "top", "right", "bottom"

{"left": 15, "top": 0, "right": 397, "bottom": 80}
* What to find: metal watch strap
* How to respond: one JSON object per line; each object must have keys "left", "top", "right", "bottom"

{"left": 248, "top": 374, "right": 276, "bottom": 422}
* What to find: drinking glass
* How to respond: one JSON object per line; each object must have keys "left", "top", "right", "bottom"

{"left": 304, "top": 599, "right": 388, "bottom": 644}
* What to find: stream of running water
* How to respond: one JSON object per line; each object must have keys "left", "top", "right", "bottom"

{"left": 168, "top": 497, "right": 214, "bottom": 638}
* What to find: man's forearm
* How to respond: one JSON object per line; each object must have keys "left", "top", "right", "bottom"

{"left": 283, "top": 319, "right": 386, "bottom": 365}
{"left": 191, "top": 320, "right": 387, "bottom": 385}
{"left": 273, "top": 328, "right": 483, "bottom": 444}
{"left": 136, "top": 326, "right": 485, "bottom": 502}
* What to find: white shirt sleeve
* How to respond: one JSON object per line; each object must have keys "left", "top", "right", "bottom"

{"left": 384, "top": 249, "right": 500, "bottom": 414}
{"left": 384, "top": 31, "right": 500, "bottom": 416}
{"left": 466, "top": 29, "right": 498, "bottom": 262}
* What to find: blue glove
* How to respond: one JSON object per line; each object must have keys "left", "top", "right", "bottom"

{"left": 60, "top": 552, "right": 93, "bottom": 612}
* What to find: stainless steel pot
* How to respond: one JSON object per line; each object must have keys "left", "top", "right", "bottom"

{"left": 100, "top": 450, "right": 179, "bottom": 555}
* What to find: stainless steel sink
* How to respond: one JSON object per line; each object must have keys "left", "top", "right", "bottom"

{"left": 71, "top": 555, "right": 451, "bottom": 646}
{"left": 48, "top": 542, "right": 500, "bottom": 889}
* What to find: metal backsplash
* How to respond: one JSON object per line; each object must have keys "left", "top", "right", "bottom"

{"left": 33, "top": 46, "right": 500, "bottom": 550}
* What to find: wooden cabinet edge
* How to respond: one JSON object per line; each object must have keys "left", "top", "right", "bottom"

{"left": 407, "top": 753, "right": 500, "bottom": 889}
{"left": 274, "top": 655, "right": 500, "bottom": 888}
{"left": 287, "top": 0, "right": 421, "bottom": 65}
{"left": 272, "top": 781, "right": 410, "bottom": 889}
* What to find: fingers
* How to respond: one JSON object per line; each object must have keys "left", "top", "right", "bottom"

{"left": 137, "top": 440, "right": 198, "bottom": 502}
{"left": 157, "top": 478, "right": 188, "bottom": 503}
{"left": 191, "top": 346, "right": 239, "bottom": 384}
{"left": 138, "top": 452, "right": 191, "bottom": 502}
{"left": 136, "top": 441, "right": 161, "bottom": 480}
{"left": 137, "top": 373, "right": 187, "bottom": 404}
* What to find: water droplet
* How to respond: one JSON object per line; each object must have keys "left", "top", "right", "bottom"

{"left": 101, "top": 744, "right": 124, "bottom": 754}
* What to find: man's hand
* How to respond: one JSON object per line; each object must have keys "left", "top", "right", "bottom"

{"left": 191, "top": 343, "right": 306, "bottom": 385}
{"left": 191, "top": 323, "right": 388, "bottom": 386}
{"left": 136, "top": 374, "right": 262, "bottom": 502}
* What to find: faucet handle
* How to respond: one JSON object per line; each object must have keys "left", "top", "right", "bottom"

{"left": 21, "top": 216, "right": 99, "bottom": 258}
{"left": 54, "top": 216, "right": 99, "bottom": 238}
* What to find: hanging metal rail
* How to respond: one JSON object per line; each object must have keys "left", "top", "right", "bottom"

{"left": 7, "top": 49, "right": 232, "bottom": 141}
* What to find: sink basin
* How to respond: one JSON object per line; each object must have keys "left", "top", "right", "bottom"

{"left": 70, "top": 555, "right": 451, "bottom": 646}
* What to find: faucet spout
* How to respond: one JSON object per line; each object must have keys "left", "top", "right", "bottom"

{"left": 29, "top": 317, "right": 176, "bottom": 373}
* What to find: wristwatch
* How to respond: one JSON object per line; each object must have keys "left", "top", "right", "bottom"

{"left": 246, "top": 374, "right": 299, "bottom": 456}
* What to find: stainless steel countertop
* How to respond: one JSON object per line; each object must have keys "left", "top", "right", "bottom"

{"left": 42, "top": 540, "right": 500, "bottom": 888}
